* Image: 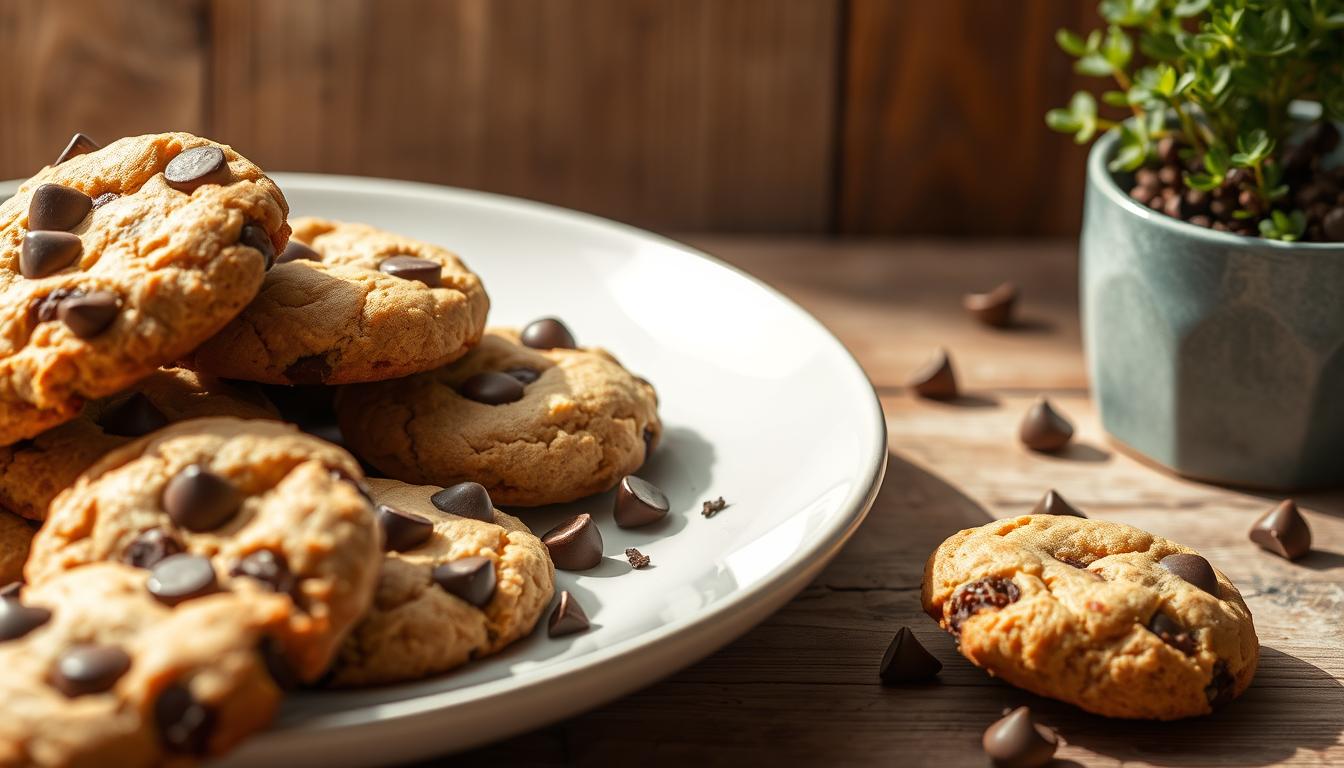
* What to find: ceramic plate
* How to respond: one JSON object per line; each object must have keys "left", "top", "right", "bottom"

{"left": 4, "top": 174, "right": 887, "bottom": 766}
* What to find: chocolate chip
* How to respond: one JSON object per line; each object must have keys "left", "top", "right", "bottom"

{"left": 238, "top": 222, "right": 275, "bottom": 269}
{"left": 165, "top": 146, "right": 228, "bottom": 191}
{"left": 229, "top": 550, "right": 295, "bottom": 596}
{"left": 878, "top": 626, "right": 941, "bottom": 684}
{"left": 962, "top": 282, "right": 1018, "bottom": 328}
{"left": 154, "top": 682, "right": 213, "bottom": 754}
{"left": 1149, "top": 612, "right": 1197, "bottom": 655}
{"left": 28, "top": 183, "right": 92, "bottom": 231}
{"left": 1056, "top": 555, "right": 1091, "bottom": 570}
{"left": 283, "top": 355, "right": 332, "bottom": 386}
{"left": 30, "top": 287, "right": 77, "bottom": 323}
{"left": 542, "top": 513, "right": 603, "bottom": 570}
{"left": 57, "top": 291, "right": 119, "bottom": 338}
{"left": 613, "top": 475, "right": 669, "bottom": 528}
{"left": 520, "top": 317, "right": 577, "bottom": 350}
{"left": 378, "top": 255, "right": 442, "bottom": 287}
{"left": 1249, "top": 499, "right": 1312, "bottom": 560}
{"left": 947, "top": 577, "right": 1020, "bottom": 635}
{"left": 259, "top": 635, "right": 298, "bottom": 689}
{"left": 701, "top": 497, "right": 728, "bottom": 518}
{"left": 429, "top": 482, "right": 494, "bottom": 522}
{"left": 1159, "top": 553, "right": 1218, "bottom": 596}
{"left": 982, "top": 706, "right": 1057, "bottom": 768}
{"left": 908, "top": 349, "right": 958, "bottom": 399}
{"left": 51, "top": 644, "right": 131, "bottom": 696}
{"left": 91, "top": 192, "right": 119, "bottom": 210}
{"left": 0, "top": 599, "right": 51, "bottom": 641}
{"left": 377, "top": 504, "right": 434, "bottom": 551}
{"left": 0, "top": 581, "right": 21, "bottom": 599}
{"left": 100, "top": 392, "right": 169, "bottom": 437}
{"left": 625, "top": 547, "right": 651, "bottom": 569}
{"left": 547, "top": 591, "right": 590, "bottom": 637}
{"left": 277, "top": 240, "right": 320, "bottom": 264}
{"left": 20, "top": 231, "right": 82, "bottom": 278}
{"left": 1030, "top": 489, "right": 1086, "bottom": 518}
{"left": 459, "top": 372, "right": 525, "bottom": 405}
{"left": 123, "top": 528, "right": 184, "bottom": 569}
{"left": 1018, "top": 397, "right": 1074, "bottom": 452}
{"left": 54, "top": 133, "right": 100, "bottom": 165}
{"left": 1206, "top": 660, "right": 1235, "bottom": 708}
{"left": 162, "top": 465, "right": 242, "bottom": 533}
{"left": 503, "top": 367, "right": 540, "bottom": 384}
{"left": 147, "top": 554, "right": 218, "bottom": 606}
{"left": 432, "top": 557, "right": 496, "bottom": 607}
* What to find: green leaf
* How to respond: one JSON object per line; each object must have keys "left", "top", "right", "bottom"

{"left": 1173, "top": 0, "right": 1209, "bottom": 17}
{"left": 1184, "top": 172, "right": 1222, "bottom": 191}
{"left": 1102, "top": 25, "right": 1133, "bottom": 69}
{"left": 1056, "top": 28, "right": 1088, "bottom": 56}
{"left": 1075, "top": 54, "right": 1115, "bottom": 77}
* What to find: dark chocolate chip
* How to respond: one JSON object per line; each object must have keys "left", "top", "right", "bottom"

{"left": 547, "top": 590, "right": 590, "bottom": 637}
{"left": 1159, "top": 553, "right": 1218, "bottom": 596}
{"left": 613, "top": 475, "right": 669, "bottom": 528}
{"left": 1149, "top": 612, "right": 1197, "bottom": 656}
{"left": 947, "top": 577, "right": 1020, "bottom": 635}
{"left": 520, "top": 317, "right": 577, "bottom": 350}
{"left": 146, "top": 554, "right": 218, "bottom": 606}
{"left": 432, "top": 556, "right": 497, "bottom": 607}
{"left": 0, "top": 599, "right": 51, "bottom": 641}
{"left": 962, "top": 282, "right": 1018, "bottom": 328}
{"left": 51, "top": 644, "right": 131, "bottom": 696}
{"left": 123, "top": 528, "right": 185, "bottom": 569}
{"left": 459, "top": 372, "right": 525, "bottom": 405}
{"left": 91, "top": 192, "right": 119, "bottom": 210}
{"left": 1205, "top": 660, "right": 1235, "bottom": 708}
{"left": 1249, "top": 499, "right": 1312, "bottom": 560}
{"left": 378, "top": 255, "right": 442, "bottom": 287}
{"left": 982, "top": 706, "right": 1058, "bottom": 768}
{"left": 238, "top": 222, "right": 275, "bottom": 269}
{"left": 259, "top": 635, "right": 298, "bottom": 689}
{"left": 54, "top": 133, "right": 100, "bottom": 165}
{"left": 542, "top": 513, "right": 603, "bottom": 571}
{"left": 229, "top": 550, "right": 295, "bottom": 596}
{"left": 503, "top": 367, "right": 540, "bottom": 384}
{"left": 1018, "top": 397, "right": 1074, "bottom": 452}
{"left": 165, "top": 146, "right": 228, "bottom": 191}
{"left": 162, "top": 465, "right": 242, "bottom": 533}
{"left": 1030, "top": 489, "right": 1086, "bottom": 518}
{"left": 429, "top": 482, "right": 494, "bottom": 522}
{"left": 0, "top": 581, "right": 21, "bottom": 599}
{"left": 100, "top": 392, "right": 169, "bottom": 437}
{"left": 28, "top": 183, "right": 92, "bottom": 231}
{"left": 283, "top": 355, "right": 333, "bottom": 386}
{"left": 57, "top": 291, "right": 119, "bottom": 338}
{"left": 878, "top": 626, "right": 942, "bottom": 684}
{"left": 908, "top": 349, "right": 957, "bottom": 399}
{"left": 20, "top": 231, "right": 82, "bottom": 278}
{"left": 277, "top": 240, "right": 320, "bottom": 264}
{"left": 376, "top": 504, "right": 434, "bottom": 551}
{"left": 30, "top": 287, "right": 78, "bottom": 324}
{"left": 154, "top": 682, "right": 214, "bottom": 754}
{"left": 625, "top": 547, "right": 650, "bottom": 569}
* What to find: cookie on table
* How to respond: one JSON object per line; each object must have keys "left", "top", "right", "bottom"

{"left": 0, "top": 562, "right": 291, "bottom": 767}
{"left": 25, "top": 418, "right": 381, "bottom": 683}
{"left": 188, "top": 217, "right": 489, "bottom": 385}
{"left": 0, "top": 132, "right": 290, "bottom": 446}
{"left": 0, "top": 368, "right": 277, "bottom": 521}
{"left": 0, "top": 511, "right": 33, "bottom": 586}
{"left": 329, "top": 478, "right": 554, "bottom": 686}
{"left": 922, "top": 514, "right": 1258, "bottom": 719}
{"left": 336, "top": 324, "right": 662, "bottom": 506}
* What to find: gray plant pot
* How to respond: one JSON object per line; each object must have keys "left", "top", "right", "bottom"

{"left": 1081, "top": 129, "right": 1344, "bottom": 490}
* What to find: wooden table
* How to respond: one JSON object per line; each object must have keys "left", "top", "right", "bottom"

{"left": 457, "top": 237, "right": 1344, "bottom": 767}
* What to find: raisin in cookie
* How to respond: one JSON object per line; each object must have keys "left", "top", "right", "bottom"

{"left": 25, "top": 418, "right": 381, "bottom": 682}
{"left": 0, "top": 562, "right": 291, "bottom": 767}
{"left": 0, "top": 368, "right": 276, "bottom": 521}
{"left": 329, "top": 478, "right": 554, "bottom": 686}
{"left": 922, "top": 514, "right": 1258, "bottom": 720}
{"left": 188, "top": 217, "right": 489, "bottom": 385}
{"left": 0, "top": 511, "right": 33, "bottom": 586}
{"left": 336, "top": 324, "right": 661, "bottom": 506}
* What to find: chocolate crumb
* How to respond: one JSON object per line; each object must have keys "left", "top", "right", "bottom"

{"left": 947, "top": 577, "right": 1020, "bottom": 635}
{"left": 625, "top": 548, "right": 650, "bottom": 569}
{"left": 701, "top": 497, "right": 728, "bottom": 518}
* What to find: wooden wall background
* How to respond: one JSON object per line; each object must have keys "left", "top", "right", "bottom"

{"left": 0, "top": 0, "right": 1101, "bottom": 236}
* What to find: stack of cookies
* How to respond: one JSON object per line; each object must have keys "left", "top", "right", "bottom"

{"left": 0, "top": 132, "right": 662, "bottom": 766}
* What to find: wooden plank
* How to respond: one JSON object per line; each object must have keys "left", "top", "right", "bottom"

{"left": 209, "top": 0, "right": 840, "bottom": 232}
{"left": 0, "top": 0, "right": 209, "bottom": 179}
{"left": 839, "top": 0, "right": 1098, "bottom": 237}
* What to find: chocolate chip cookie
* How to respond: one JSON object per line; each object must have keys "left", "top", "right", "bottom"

{"left": 336, "top": 325, "right": 661, "bottom": 506}
{"left": 188, "top": 217, "right": 489, "bottom": 385}
{"left": 25, "top": 417, "right": 381, "bottom": 682}
{"left": 0, "top": 132, "right": 290, "bottom": 446}
{"left": 0, "top": 368, "right": 277, "bottom": 521}
{"left": 0, "top": 511, "right": 33, "bottom": 587}
{"left": 329, "top": 478, "right": 554, "bottom": 686}
{"left": 922, "top": 514, "right": 1258, "bottom": 719}
{"left": 0, "top": 562, "right": 291, "bottom": 766}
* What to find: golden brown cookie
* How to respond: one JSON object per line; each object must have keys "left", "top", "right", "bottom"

{"left": 0, "top": 132, "right": 290, "bottom": 446}
{"left": 188, "top": 217, "right": 489, "bottom": 385}
{"left": 922, "top": 514, "right": 1258, "bottom": 719}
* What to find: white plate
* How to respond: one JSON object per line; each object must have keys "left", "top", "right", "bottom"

{"left": 8, "top": 174, "right": 887, "bottom": 766}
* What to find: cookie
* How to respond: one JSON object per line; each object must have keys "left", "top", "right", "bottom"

{"left": 25, "top": 418, "right": 381, "bottom": 682}
{"left": 0, "top": 562, "right": 290, "bottom": 766}
{"left": 188, "top": 217, "right": 489, "bottom": 385}
{"left": 0, "top": 132, "right": 290, "bottom": 446}
{"left": 922, "top": 514, "right": 1258, "bottom": 719}
{"left": 328, "top": 478, "right": 554, "bottom": 686}
{"left": 0, "top": 511, "right": 33, "bottom": 586}
{"left": 336, "top": 325, "right": 661, "bottom": 505}
{"left": 0, "top": 368, "right": 277, "bottom": 521}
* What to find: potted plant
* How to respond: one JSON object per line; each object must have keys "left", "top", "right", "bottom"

{"left": 1047, "top": 0, "right": 1344, "bottom": 489}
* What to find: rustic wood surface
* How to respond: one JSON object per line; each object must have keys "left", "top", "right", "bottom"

{"left": 453, "top": 237, "right": 1344, "bottom": 767}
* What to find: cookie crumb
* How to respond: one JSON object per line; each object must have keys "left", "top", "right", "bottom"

{"left": 701, "top": 497, "right": 728, "bottom": 518}
{"left": 625, "top": 548, "right": 650, "bottom": 569}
